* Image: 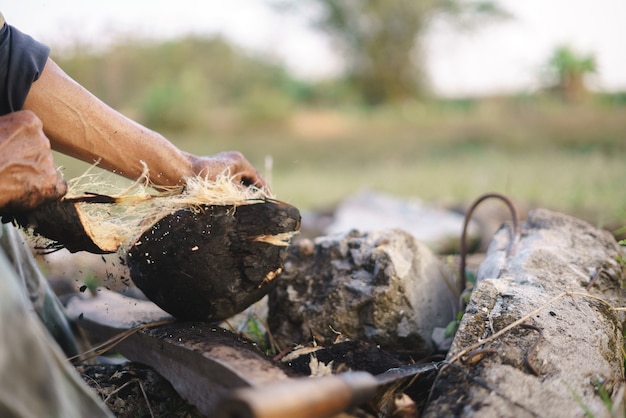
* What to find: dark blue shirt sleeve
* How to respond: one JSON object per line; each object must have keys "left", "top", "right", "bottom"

{"left": 0, "top": 21, "right": 50, "bottom": 115}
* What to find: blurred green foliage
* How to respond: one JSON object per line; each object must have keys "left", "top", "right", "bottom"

{"left": 274, "top": 0, "right": 510, "bottom": 104}
{"left": 51, "top": 36, "right": 626, "bottom": 228}
{"left": 544, "top": 45, "right": 597, "bottom": 103}
{"left": 54, "top": 36, "right": 314, "bottom": 131}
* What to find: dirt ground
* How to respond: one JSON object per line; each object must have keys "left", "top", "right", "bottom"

{"left": 77, "top": 362, "right": 204, "bottom": 418}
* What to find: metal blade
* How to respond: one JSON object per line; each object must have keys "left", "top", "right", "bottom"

{"left": 375, "top": 361, "right": 441, "bottom": 386}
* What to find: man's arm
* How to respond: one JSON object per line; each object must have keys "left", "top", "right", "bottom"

{"left": 23, "top": 58, "right": 265, "bottom": 188}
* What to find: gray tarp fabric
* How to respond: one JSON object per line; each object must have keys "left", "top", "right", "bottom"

{"left": 0, "top": 224, "right": 77, "bottom": 356}
{"left": 0, "top": 223, "right": 113, "bottom": 418}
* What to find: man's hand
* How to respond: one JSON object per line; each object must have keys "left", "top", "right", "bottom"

{"left": 190, "top": 151, "right": 268, "bottom": 191}
{"left": 0, "top": 110, "right": 67, "bottom": 214}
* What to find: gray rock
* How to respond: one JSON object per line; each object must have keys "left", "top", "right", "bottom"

{"left": 268, "top": 229, "right": 456, "bottom": 353}
{"left": 325, "top": 190, "right": 480, "bottom": 253}
{"left": 424, "top": 209, "right": 625, "bottom": 418}
{"left": 431, "top": 326, "right": 454, "bottom": 352}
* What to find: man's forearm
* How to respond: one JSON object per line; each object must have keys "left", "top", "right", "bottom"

{"left": 23, "top": 58, "right": 193, "bottom": 186}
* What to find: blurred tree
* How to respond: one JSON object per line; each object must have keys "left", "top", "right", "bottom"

{"left": 545, "top": 45, "right": 596, "bottom": 103}
{"left": 54, "top": 36, "right": 304, "bottom": 132}
{"left": 273, "top": 0, "right": 509, "bottom": 105}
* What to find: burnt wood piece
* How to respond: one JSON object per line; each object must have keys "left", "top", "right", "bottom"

{"left": 126, "top": 200, "right": 300, "bottom": 321}
{"left": 66, "top": 290, "right": 290, "bottom": 417}
{"left": 9, "top": 196, "right": 115, "bottom": 254}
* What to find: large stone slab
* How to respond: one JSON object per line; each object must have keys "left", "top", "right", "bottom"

{"left": 268, "top": 229, "right": 456, "bottom": 354}
{"left": 324, "top": 190, "right": 480, "bottom": 253}
{"left": 424, "top": 209, "right": 625, "bottom": 417}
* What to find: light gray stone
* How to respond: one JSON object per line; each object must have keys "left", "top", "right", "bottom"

{"left": 268, "top": 229, "right": 456, "bottom": 353}
{"left": 424, "top": 209, "right": 625, "bottom": 418}
{"left": 324, "top": 190, "right": 480, "bottom": 253}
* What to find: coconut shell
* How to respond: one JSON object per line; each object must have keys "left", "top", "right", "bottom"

{"left": 8, "top": 195, "right": 118, "bottom": 254}
{"left": 126, "top": 200, "right": 300, "bottom": 321}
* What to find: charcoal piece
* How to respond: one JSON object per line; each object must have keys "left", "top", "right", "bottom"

{"left": 9, "top": 198, "right": 113, "bottom": 254}
{"left": 127, "top": 200, "right": 300, "bottom": 321}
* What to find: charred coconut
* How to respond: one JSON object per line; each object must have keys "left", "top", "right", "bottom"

{"left": 12, "top": 170, "right": 301, "bottom": 321}
{"left": 127, "top": 200, "right": 301, "bottom": 321}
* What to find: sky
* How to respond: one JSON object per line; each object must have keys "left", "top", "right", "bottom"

{"left": 3, "top": 0, "right": 626, "bottom": 96}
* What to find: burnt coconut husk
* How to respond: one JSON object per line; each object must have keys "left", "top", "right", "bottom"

{"left": 8, "top": 195, "right": 120, "bottom": 254}
{"left": 126, "top": 200, "right": 300, "bottom": 321}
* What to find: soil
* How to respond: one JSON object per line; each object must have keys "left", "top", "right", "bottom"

{"left": 279, "top": 340, "right": 441, "bottom": 415}
{"left": 76, "top": 338, "right": 439, "bottom": 418}
{"left": 77, "top": 362, "right": 204, "bottom": 418}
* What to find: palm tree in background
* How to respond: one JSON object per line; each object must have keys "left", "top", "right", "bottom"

{"left": 546, "top": 45, "right": 597, "bottom": 103}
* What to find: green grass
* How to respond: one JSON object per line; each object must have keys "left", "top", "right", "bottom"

{"left": 268, "top": 147, "right": 624, "bottom": 222}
